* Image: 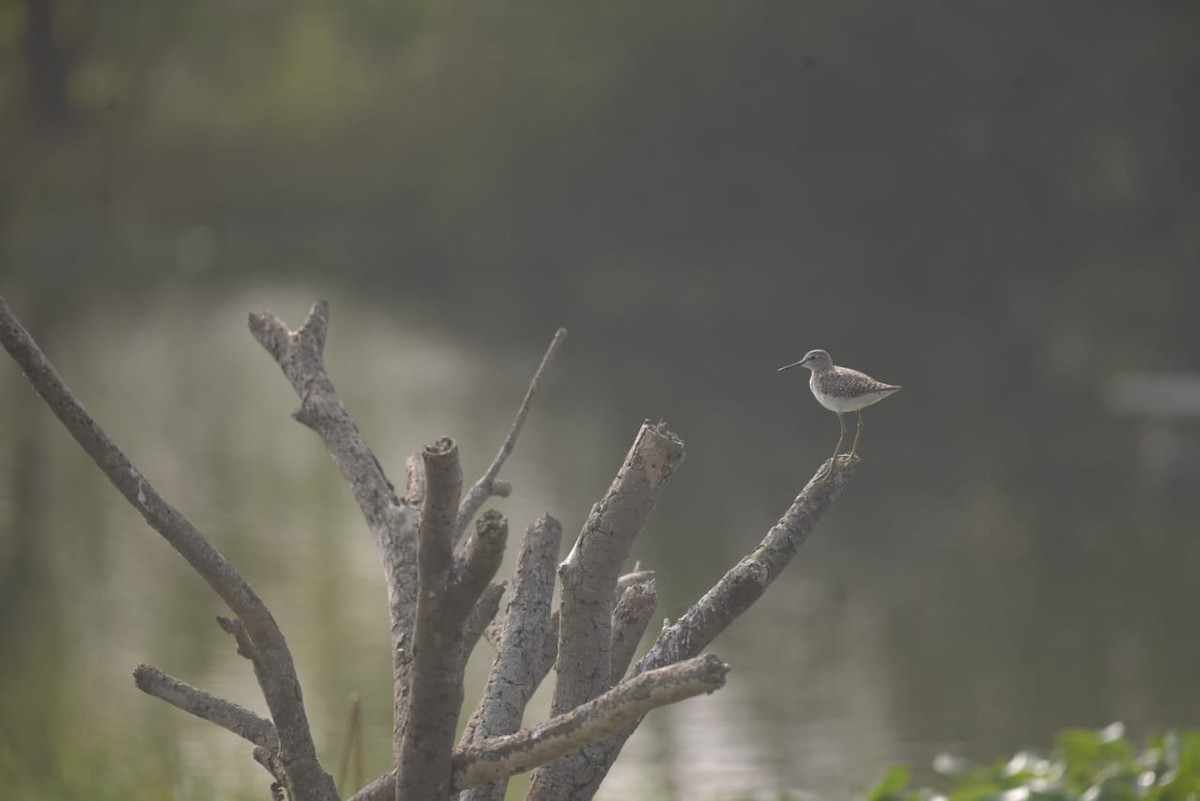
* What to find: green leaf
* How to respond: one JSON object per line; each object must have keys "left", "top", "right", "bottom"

{"left": 866, "top": 765, "right": 912, "bottom": 801}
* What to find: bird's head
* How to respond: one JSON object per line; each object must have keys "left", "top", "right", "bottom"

{"left": 777, "top": 349, "right": 833, "bottom": 373}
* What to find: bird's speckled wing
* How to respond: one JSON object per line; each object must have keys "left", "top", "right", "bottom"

{"left": 825, "top": 367, "right": 900, "bottom": 395}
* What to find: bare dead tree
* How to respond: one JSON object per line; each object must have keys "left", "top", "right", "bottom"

{"left": 0, "top": 296, "right": 859, "bottom": 801}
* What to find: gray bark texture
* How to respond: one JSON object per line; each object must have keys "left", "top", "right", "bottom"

{"left": 461, "top": 514, "right": 564, "bottom": 801}
{"left": 248, "top": 301, "right": 422, "bottom": 771}
{"left": 609, "top": 575, "right": 657, "bottom": 684}
{"left": 133, "top": 664, "right": 279, "bottom": 751}
{"left": 461, "top": 581, "right": 507, "bottom": 671}
{"left": 397, "top": 441, "right": 507, "bottom": 801}
{"left": 551, "top": 421, "right": 685, "bottom": 714}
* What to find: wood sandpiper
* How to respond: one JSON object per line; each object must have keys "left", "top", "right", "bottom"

{"left": 778, "top": 349, "right": 900, "bottom": 477}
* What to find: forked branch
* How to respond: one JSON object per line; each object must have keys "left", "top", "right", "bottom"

{"left": 249, "top": 301, "right": 421, "bottom": 771}
{"left": 398, "top": 439, "right": 508, "bottom": 801}
{"left": 538, "top": 458, "right": 861, "bottom": 799}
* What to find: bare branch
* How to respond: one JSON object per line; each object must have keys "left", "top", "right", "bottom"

{"left": 456, "top": 328, "right": 568, "bottom": 540}
{"left": 455, "top": 654, "right": 728, "bottom": 791}
{"left": 528, "top": 422, "right": 683, "bottom": 800}
{"left": 535, "top": 616, "right": 559, "bottom": 684}
{"left": 248, "top": 302, "right": 409, "bottom": 535}
{"left": 418, "top": 437, "right": 462, "bottom": 579}
{"left": 399, "top": 442, "right": 505, "bottom": 801}
{"left": 460, "top": 516, "right": 562, "bottom": 801}
{"left": 396, "top": 440, "right": 465, "bottom": 800}
{"left": 551, "top": 420, "right": 684, "bottom": 715}
{"left": 450, "top": 509, "right": 508, "bottom": 620}
{"left": 483, "top": 610, "right": 558, "bottom": 681}
{"left": 638, "top": 458, "right": 858, "bottom": 670}
{"left": 483, "top": 613, "right": 504, "bottom": 650}
{"left": 0, "top": 297, "right": 337, "bottom": 801}
{"left": 461, "top": 581, "right": 507, "bottom": 668}
{"left": 546, "top": 458, "right": 861, "bottom": 799}
{"left": 249, "top": 301, "right": 422, "bottom": 774}
{"left": 133, "top": 664, "right": 278, "bottom": 750}
{"left": 610, "top": 576, "right": 656, "bottom": 685}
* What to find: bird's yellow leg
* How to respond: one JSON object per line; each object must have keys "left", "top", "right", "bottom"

{"left": 850, "top": 410, "right": 864, "bottom": 457}
{"left": 820, "top": 413, "right": 846, "bottom": 478}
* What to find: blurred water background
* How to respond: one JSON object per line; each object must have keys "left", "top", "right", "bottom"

{"left": 2, "top": 2, "right": 1199, "bottom": 799}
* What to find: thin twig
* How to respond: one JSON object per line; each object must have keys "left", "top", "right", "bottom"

{"left": 456, "top": 328, "right": 568, "bottom": 541}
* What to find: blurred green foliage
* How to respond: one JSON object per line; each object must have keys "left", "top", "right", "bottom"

{"left": 866, "top": 724, "right": 1200, "bottom": 801}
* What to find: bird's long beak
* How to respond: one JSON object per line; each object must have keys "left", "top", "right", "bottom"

{"left": 777, "top": 359, "right": 805, "bottom": 372}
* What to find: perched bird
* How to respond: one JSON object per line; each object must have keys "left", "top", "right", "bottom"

{"left": 778, "top": 349, "right": 900, "bottom": 477}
